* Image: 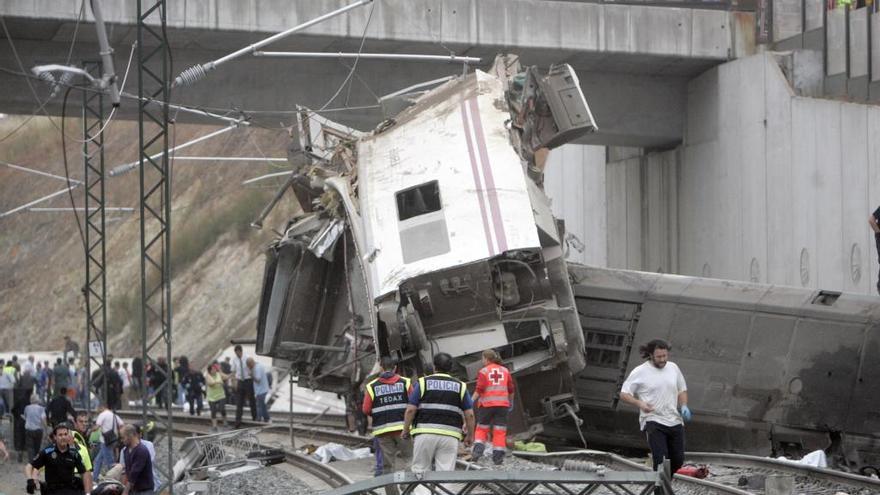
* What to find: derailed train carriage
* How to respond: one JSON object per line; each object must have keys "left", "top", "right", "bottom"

{"left": 568, "top": 266, "right": 880, "bottom": 473}
{"left": 256, "top": 55, "right": 597, "bottom": 430}
{"left": 255, "top": 55, "right": 880, "bottom": 473}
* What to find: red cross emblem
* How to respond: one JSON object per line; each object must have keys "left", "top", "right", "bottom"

{"left": 488, "top": 368, "right": 504, "bottom": 385}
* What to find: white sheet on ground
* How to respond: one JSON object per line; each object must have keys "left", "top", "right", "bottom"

{"left": 313, "top": 442, "right": 372, "bottom": 464}
{"left": 775, "top": 449, "right": 828, "bottom": 468}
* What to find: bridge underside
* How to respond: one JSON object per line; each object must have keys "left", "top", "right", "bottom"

{"left": 0, "top": 2, "right": 751, "bottom": 147}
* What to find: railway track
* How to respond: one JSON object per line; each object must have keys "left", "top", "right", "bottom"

{"left": 116, "top": 410, "right": 879, "bottom": 494}
{"left": 685, "top": 452, "right": 880, "bottom": 495}
{"left": 115, "top": 410, "right": 355, "bottom": 492}
{"left": 512, "top": 450, "right": 752, "bottom": 495}
{"left": 514, "top": 450, "right": 880, "bottom": 495}
{"left": 119, "top": 407, "right": 349, "bottom": 430}
{"left": 117, "top": 409, "right": 369, "bottom": 446}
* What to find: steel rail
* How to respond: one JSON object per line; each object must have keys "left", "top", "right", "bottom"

{"left": 118, "top": 408, "right": 348, "bottom": 429}
{"left": 513, "top": 449, "right": 754, "bottom": 495}
{"left": 116, "top": 410, "right": 369, "bottom": 447}
{"left": 115, "top": 411, "right": 353, "bottom": 490}
{"left": 283, "top": 450, "right": 353, "bottom": 489}
{"left": 685, "top": 451, "right": 880, "bottom": 493}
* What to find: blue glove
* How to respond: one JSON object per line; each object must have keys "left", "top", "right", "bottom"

{"left": 680, "top": 405, "right": 692, "bottom": 422}
{"left": 508, "top": 399, "right": 514, "bottom": 413}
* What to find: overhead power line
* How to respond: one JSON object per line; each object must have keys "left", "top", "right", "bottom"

{"left": 174, "top": 0, "right": 374, "bottom": 88}
{"left": 253, "top": 51, "right": 481, "bottom": 64}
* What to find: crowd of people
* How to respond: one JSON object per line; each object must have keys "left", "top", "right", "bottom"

{"left": 0, "top": 343, "right": 276, "bottom": 494}
{"left": 1, "top": 336, "right": 691, "bottom": 495}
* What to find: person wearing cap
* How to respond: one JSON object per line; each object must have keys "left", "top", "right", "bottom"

{"left": 402, "top": 353, "right": 475, "bottom": 475}
{"left": 362, "top": 356, "right": 412, "bottom": 495}
{"left": 25, "top": 422, "right": 93, "bottom": 495}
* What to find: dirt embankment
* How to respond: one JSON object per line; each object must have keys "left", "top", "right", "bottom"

{"left": 0, "top": 115, "right": 299, "bottom": 367}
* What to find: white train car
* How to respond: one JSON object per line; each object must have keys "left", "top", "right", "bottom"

{"left": 256, "top": 55, "right": 598, "bottom": 428}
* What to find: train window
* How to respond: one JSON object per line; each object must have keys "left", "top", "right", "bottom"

{"left": 504, "top": 320, "right": 543, "bottom": 344}
{"left": 811, "top": 290, "right": 841, "bottom": 306}
{"left": 586, "top": 347, "right": 621, "bottom": 368}
{"left": 396, "top": 181, "right": 442, "bottom": 221}
{"left": 585, "top": 330, "right": 626, "bottom": 369}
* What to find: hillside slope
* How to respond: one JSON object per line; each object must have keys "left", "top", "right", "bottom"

{"left": 0, "top": 115, "right": 300, "bottom": 368}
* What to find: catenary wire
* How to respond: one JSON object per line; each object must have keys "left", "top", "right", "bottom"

{"left": 317, "top": 0, "right": 375, "bottom": 111}
{"left": 1, "top": 16, "right": 93, "bottom": 143}
{"left": 60, "top": 86, "right": 88, "bottom": 254}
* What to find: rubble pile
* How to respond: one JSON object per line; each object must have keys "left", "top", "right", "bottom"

{"left": 215, "top": 467, "right": 314, "bottom": 495}
{"left": 468, "top": 454, "right": 558, "bottom": 472}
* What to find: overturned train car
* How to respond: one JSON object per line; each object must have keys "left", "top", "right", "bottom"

{"left": 566, "top": 265, "right": 880, "bottom": 473}
{"left": 256, "top": 56, "right": 598, "bottom": 430}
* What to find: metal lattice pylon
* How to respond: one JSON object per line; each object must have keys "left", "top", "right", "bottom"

{"left": 82, "top": 60, "right": 109, "bottom": 416}
{"left": 137, "top": 0, "right": 173, "bottom": 492}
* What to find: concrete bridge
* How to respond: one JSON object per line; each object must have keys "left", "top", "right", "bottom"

{"left": 1, "top": 0, "right": 755, "bottom": 147}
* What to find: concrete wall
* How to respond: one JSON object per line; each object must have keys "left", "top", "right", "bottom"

{"left": 677, "top": 52, "right": 880, "bottom": 294}
{"left": 546, "top": 144, "right": 678, "bottom": 274}
{"left": 601, "top": 146, "right": 679, "bottom": 274}
{"left": 605, "top": 149, "right": 644, "bottom": 270}
{"left": 544, "top": 145, "right": 607, "bottom": 267}
{"left": 551, "top": 52, "right": 880, "bottom": 295}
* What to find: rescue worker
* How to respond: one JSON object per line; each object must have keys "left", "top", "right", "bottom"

{"left": 471, "top": 349, "right": 515, "bottom": 465}
{"left": 619, "top": 339, "right": 690, "bottom": 475}
{"left": 25, "top": 422, "right": 93, "bottom": 495}
{"left": 362, "top": 357, "right": 413, "bottom": 495}
{"left": 402, "top": 353, "right": 475, "bottom": 475}
{"left": 70, "top": 412, "right": 94, "bottom": 476}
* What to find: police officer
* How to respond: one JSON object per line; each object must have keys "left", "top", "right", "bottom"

{"left": 25, "top": 422, "right": 93, "bottom": 495}
{"left": 402, "top": 353, "right": 475, "bottom": 475}
{"left": 471, "top": 349, "right": 515, "bottom": 465}
{"left": 362, "top": 356, "right": 412, "bottom": 495}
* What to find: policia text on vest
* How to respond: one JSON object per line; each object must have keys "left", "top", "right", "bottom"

{"left": 402, "top": 361, "right": 476, "bottom": 476}
{"left": 363, "top": 368, "right": 414, "bottom": 495}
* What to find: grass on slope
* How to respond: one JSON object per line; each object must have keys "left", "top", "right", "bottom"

{"left": 107, "top": 187, "right": 271, "bottom": 333}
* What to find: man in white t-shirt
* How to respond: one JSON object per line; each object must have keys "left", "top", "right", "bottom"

{"left": 92, "top": 405, "right": 124, "bottom": 480}
{"left": 619, "top": 339, "right": 690, "bottom": 474}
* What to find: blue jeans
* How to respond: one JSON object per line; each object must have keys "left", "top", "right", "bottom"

{"left": 93, "top": 443, "right": 116, "bottom": 479}
{"left": 177, "top": 384, "right": 186, "bottom": 405}
{"left": 255, "top": 393, "right": 270, "bottom": 422}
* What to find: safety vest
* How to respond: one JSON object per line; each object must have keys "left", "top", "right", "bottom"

{"left": 476, "top": 363, "right": 512, "bottom": 408}
{"left": 366, "top": 375, "right": 411, "bottom": 437}
{"left": 72, "top": 430, "right": 93, "bottom": 473}
{"left": 411, "top": 373, "right": 467, "bottom": 440}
